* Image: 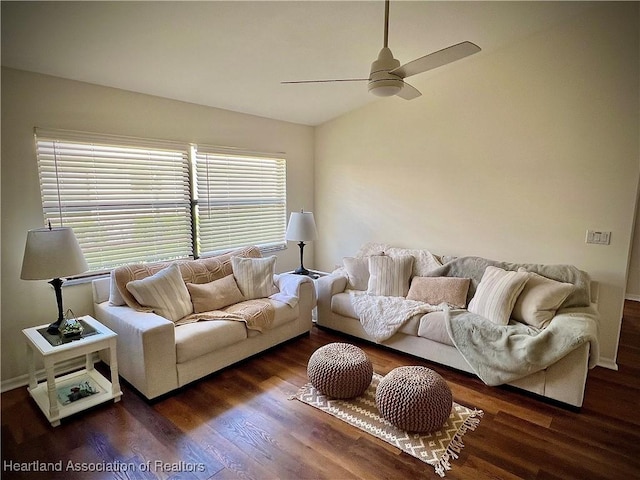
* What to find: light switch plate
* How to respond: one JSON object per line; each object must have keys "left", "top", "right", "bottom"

{"left": 586, "top": 230, "right": 611, "bottom": 245}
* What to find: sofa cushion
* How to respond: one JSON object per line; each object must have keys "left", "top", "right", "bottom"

{"left": 186, "top": 274, "right": 245, "bottom": 313}
{"left": 407, "top": 277, "right": 471, "bottom": 308}
{"left": 385, "top": 247, "right": 442, "bottom": 277}
{"left": 232, "top": 255, "right": 278, "bottom": 300}
{"left": 468, "top": 266, "right": 529, "bottom": 325}
{"left": 174, "top": 320, "right": 247, "bottom": 364}
{"left": 343, "top": 257, "right": 370, "bottom": 290}
{"left": 331, "top": 292, "right": 357, "bottom": 318}
{"left": 513, "top": 269, "right": 575, "bottom": 328}
{"left": 417, "top": 311, "right": 454, "bottom": 346}
{"left": 126, "top": 263, "right": 193, "bottom": 322}
{"left": 367, "top": 255, "right": 413, "bottom": 297}
{"left": 113, "top": 245, "right": 261, "bottom": 311}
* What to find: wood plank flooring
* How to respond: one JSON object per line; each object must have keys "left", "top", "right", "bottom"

{"left": 2, "top": 301, "right": 639, "bottom": 479}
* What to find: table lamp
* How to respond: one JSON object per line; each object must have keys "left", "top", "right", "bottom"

{"left": 285, "top": 209, "right": 318, "bottom": 275}
{"left": 21, "top": 224, "right": 88, "bottom": 333}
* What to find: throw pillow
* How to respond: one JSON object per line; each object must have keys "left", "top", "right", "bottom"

{"left": 186, "top": 274, "right": 245, "bottom": 313}
{"left": 386, "top": 247, "right": 443, "bottom": 277}
{"left": 231, "top": 255, "right": 277, "bottom": 300}
{"left": 125, "top": 263, "right": 193, "bottom": 322}
{"left": 343, "top": 256, "right": 370, "bottom": 290}
{"left": 407, "top": 277, "right": 471, "bottom": 308}
{"left": 109, "top": 269, "right": 126, "bottom": 306}
{"left": 468, "top": 266, "right": 529, "bottom": 325}
{"left": 367, "top": 255, "right": 414, "bottom": 297}
{"left": 512, "top": 268, "right": 575, "bottom": 328}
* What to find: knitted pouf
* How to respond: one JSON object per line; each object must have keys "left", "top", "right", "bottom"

{"left": 307, "top": 343, "right": 373, "bottom": 399}
{"left": 376, "top": 366, "right": 453, "bottom": 433}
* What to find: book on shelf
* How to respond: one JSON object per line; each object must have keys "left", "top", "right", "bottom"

{"left": 56, "top": 378, "right": 103, "bottom": 405}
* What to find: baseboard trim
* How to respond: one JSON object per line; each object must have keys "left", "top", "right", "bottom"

{"left": 596, "top": 357, "right": 619, "bottom": 371}
{"left": 1, "top": 354, "right": 98, "bottom": 393}
{"left": 625, "top": 294, "right": 640, "bottom": 302}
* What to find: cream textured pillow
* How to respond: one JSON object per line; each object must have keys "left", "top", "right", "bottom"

{"left": 231, "top": 255, "right": 277, "bottom": 300}
{"left": 343, "top": 256, "right": 370, "bottom": 290}
{"left": 367, "top": 255, "right": 414, "bottom": 297}
{"left": 125, "top": 263, "right": 193, "bottom": 322}
{"left": 468, "top": 266, "right": 529, "bottom": 325}
{"left": 407, "top": 277, "right": 471, "bottom": 308}
{"left": 512, "top": 269, "right": 575, "bottom": 328}
{"left": 186, "top": 274, "right": 245, "bottom": 313}
{"left": 386, "top": 247, "right": 443, "bottom": 277}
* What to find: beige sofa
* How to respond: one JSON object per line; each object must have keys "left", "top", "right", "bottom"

{"left": 316, "top": 244, "right": 599, "bottom": 408}
{"left": 92, "top": 246, "right": 315, "bottom": 399}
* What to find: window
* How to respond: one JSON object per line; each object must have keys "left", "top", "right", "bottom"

{"left": 194, "top": 147, "right": 287, "bottom": 257}
{"left": 35, "top": 128, "right": 287, "bottom": 273}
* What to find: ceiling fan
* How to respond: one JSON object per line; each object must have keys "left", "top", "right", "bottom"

{"left": 282, "top": 0, "right": 480, "bottom": 100}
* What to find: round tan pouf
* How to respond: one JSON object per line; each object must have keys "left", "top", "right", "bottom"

{"left": 376, "top": 366, "right": 453, "bottom": 432}
{"left": 307, "top": 343, "right": 373, "bottom": 399}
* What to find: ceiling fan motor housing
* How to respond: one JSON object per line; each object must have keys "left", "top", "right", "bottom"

{"left": 368, "top": 47, "right": 403, "bottom": 97}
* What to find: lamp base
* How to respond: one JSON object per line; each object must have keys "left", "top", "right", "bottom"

{"left": 47, "top": 277, "right": 65, "bottom": 334}
{"left": 293, "top": 266, "right": 311, "bottom": 276}
{"left": 47, "top": 320, "right": 63, "bottom": 335}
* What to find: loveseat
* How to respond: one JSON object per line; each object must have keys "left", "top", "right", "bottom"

{"left": 316, "top": 243, "right": 600, "bottom": 408}
{"left": 92, "top": 246, "right": 316, "bottom": 399}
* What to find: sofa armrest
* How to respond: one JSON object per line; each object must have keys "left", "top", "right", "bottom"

{"left": 316, "top": 273, "right": 348, "bottom": 324}
{"left": 94, "top": 302, "right": 178, "bottom": 399}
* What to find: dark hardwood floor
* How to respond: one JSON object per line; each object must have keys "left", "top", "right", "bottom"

{"left": 3, "top": 301, "right": 639, "bottom": 479}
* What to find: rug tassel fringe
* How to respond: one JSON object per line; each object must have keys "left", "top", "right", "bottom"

{"left": 435, "top": 409, "right": 484, "bottom": 477}
{"left": 288, "top": 382, "right": 313, "bottom": 401}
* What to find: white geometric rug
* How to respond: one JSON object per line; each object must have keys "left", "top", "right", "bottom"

{"left": 291, "top": 373, "right": 483, "bottom": 477}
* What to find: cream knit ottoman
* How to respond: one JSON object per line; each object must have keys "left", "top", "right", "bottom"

{"left": 376, "top": 366, "right": 452, "bottom": 432}
{"left": 307, "top": 343, "right": 373, "bottom": 399}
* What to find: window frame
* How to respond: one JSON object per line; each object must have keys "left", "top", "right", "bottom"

{"left": 34, "top": 128, "right": 287, "bottom": 279}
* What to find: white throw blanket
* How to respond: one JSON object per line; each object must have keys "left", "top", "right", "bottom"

{"left": 445, "top": 306, "right": 600, "bottom": 385}
{"left": 350, "top": 292, "right": 444, "bottom": 342}
{"left": 271, "top": 274, "right": 315, "bottom": 307}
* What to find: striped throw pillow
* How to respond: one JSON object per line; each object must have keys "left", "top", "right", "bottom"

{"left": 367, "top": 255, "right": 414, "bottom": 297}
{"left": 231, "top": 255, "right": 277, "bottom": 300}
{"left": 126, "top": 263, "right": 193, "bottom": 322}
{"left": 468, "top": 266, "right": 529, "bottom": 325}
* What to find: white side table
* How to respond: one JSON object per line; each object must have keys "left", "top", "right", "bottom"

{"left": 23, "top": 315, "right": 122, "bottom": 427}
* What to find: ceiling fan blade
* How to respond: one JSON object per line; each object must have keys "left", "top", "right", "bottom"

{"left": 391, "top": 41, "right": 480, "bottom": 79}
{"left": 281, "top": 78, "right": 368, "bottom": 84}
{"left": 396, "top": 82, "right": 421, "bottom": 100}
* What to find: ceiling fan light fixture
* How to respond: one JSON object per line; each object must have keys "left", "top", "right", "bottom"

{"left": 368, "top": 81, "right": 402, "bottom": 97}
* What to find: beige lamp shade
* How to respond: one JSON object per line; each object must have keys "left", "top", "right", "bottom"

{"left": 285, "top": 211, "right": 318, "bottom": 242}
{"left": 21, "top": 226, "right": 88, "bottom": 280}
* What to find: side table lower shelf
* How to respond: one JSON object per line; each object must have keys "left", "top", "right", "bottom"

{"left": 28, "top": 368, "right": 122, "bottom": 426}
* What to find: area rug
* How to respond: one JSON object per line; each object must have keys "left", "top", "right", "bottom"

{"left": 290, "top": 373, "right": 483, "bottom": 477}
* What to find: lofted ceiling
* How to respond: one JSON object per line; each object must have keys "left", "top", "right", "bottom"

{"left": 2, "top": 1, "right": 598, "bottom": 126}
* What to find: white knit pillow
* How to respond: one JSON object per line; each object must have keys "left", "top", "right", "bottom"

{"left": 231, "top": 255, "right": 277, "bottom": 300}
{"left": 126, "top": 263, "right": 193, "bottom": 322}
{"left": 367, "top": 255, "right": 414, "bottom": 297}
{"left": 468, "top": 266, "right": 529, "bottom": 325}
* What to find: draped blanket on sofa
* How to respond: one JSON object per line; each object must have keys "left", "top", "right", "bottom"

{"left": 445, "top": 306, "right": 600, "bottom": 385}
{"left": 350, "top": 292, "right": 444, "bottom": 342}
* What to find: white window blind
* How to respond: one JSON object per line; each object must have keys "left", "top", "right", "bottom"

{"left": 35, "top": 129, "right": 193, "bottom": 271}
{"left": 194, "top": 148, "right": 286, "bottom": 256}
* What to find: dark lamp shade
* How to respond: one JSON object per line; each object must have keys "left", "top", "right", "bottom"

{"left": 21, "top": 227, "right": 88, "bottom": 280}
{"left": 285, "top": 211, "right": 318, "bottom": 242}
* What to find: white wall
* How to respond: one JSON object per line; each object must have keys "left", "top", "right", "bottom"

{"left": 1, "top": 68, "right": 315, "bottom": 385}
{"left": 315, "top": 3, "right": 639, "bottom": 367}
